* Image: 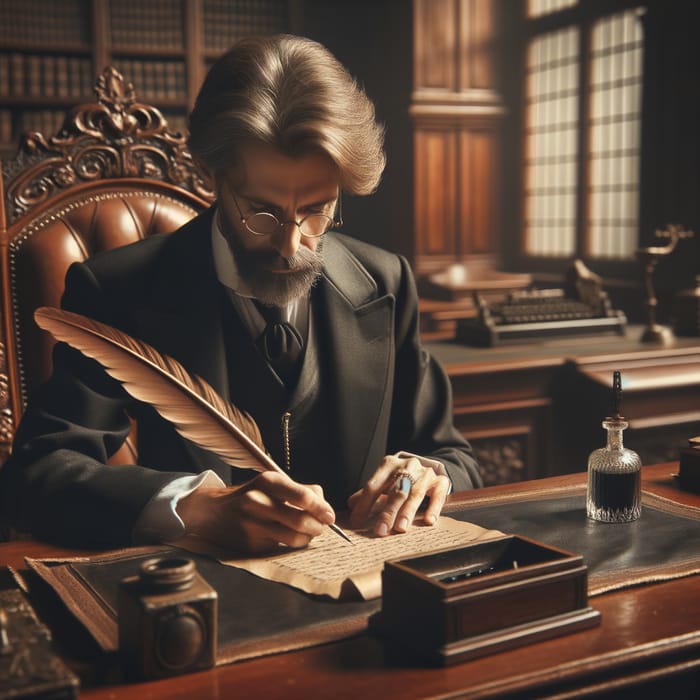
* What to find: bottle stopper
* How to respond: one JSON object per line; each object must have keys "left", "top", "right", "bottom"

{"left": 611, "top": 370, "right": 623, "bottom": 419}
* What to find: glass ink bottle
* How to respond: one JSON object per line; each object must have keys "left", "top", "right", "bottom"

{"left": 586, "top": 371, "right": 642, "bottom": 522}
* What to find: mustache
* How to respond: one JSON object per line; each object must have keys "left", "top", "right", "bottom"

{"left": 235, "top": 239, "right": 325, "bottom": 307}
{"left": 269, "top": 245, "right": 324, "bottom": 271}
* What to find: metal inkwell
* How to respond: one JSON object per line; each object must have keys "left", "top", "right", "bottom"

{"left": 375, "top": 535, "right": 600, "bottom": 666}
{"left": 117, "top": 556, "right": 218, "bottom": 680}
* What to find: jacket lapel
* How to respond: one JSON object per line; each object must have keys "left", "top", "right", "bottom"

{"left": 319, "top": 236, "right": 395, "bottom": 493}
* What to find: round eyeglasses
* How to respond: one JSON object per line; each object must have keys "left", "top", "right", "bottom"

{"left": 229, "top": 190, "right": 343, "bottom": 238}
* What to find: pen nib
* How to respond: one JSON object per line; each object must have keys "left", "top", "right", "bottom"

{"left": 329, "top": 523, "right": 354, "bottom": 544}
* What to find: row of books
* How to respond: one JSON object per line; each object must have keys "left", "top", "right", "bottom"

{"left": 109, "top": 0, "right": 185, "bottom": 51}
{"left": 18, "top": 109, "right": 66, "bottom": 139}
{"left": 0, "top": 108, "right": 66, "bottom": 146}
{"left": 0, "top": 53, "right": 94, "bottom": 101}
{"left": 0, "top": 0, "right": 288, "bottom": 54}
{"left": 113, "top": 59, "right": 188, "bottom": 102}
{"left": 0, "top": 51, "right": 189, "bottom": 104}
{"left": 202, "top": 0, "right": 289, "bottom": 52}
{"left": 0, "top": 0, "right": 90, "bottom": 47}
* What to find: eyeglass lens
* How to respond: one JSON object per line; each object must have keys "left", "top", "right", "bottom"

{"left": 246, "top": 212, "right": 333, "bottom": 238}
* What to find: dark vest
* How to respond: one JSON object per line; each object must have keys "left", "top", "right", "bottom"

{"left": 221, "top": 287, "right": 347, "bottom": 508}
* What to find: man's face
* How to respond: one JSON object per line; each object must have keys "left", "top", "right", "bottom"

{"left": 216, "top": 142, "right": 340, "bottom": 306}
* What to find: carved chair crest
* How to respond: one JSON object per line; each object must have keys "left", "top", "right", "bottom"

{"left": 2, "top": 66, "right": 213, "bottom": 224}
{"left": 0, "top": 66, "right": 214, "bottom": 465}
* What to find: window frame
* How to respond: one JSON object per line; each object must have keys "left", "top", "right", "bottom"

{"left": 503, "top": 0, "right": 650, "bottom": 283}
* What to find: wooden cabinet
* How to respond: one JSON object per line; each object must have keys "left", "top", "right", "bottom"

{"left": 0, "top": 0, "right": 295, "bottom": 157}
{"left": 554, "top": 346, "right": 700, "bottom": 472}
{"left": 428, "top": 328, "right": 700, "bottom": 485}
{"left": 447, "top": 357, "right": 559, "bottom": 485}
{"left": 411, "top": 0, "right": 505, "bottom": 277}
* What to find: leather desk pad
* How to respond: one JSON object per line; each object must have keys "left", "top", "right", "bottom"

{"left": 32, "top": 548, "right": 379, "bottom": 664}
{"left": 448, "top": 489, "right": 700, "bottom": 595}
{"left": 28, "top": 487, "right": 700, "bottom": 664}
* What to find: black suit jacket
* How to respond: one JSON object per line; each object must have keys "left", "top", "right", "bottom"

{"left": 0, "top": 208, "right": 481, "bottom": 546}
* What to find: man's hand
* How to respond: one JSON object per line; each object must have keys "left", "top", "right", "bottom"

{"left": 347, "top": 454, "right": 451, "bottom": 536}
{"left": 175, "top": 471, "right": 336, "bottom": 553}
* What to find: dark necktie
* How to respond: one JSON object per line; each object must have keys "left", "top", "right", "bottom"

{"left": 256, "top": 303, "right": 304, "bottom": 387}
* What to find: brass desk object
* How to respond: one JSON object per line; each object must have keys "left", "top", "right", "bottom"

{"left": 0, "top": 587, "right": 79, "bottom": 699}
{"left": 636, "top": 224, "right": 694, "bottom": 343}
{"left": 376, "top": 535, "right": 600, "bottom": 666}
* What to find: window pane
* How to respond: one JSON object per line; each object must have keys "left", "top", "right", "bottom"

{"left": 588, "top": 10, "right": 643, "bottom": 258}
{"left": 524, "top": 28, "right": 579, "bottom": 257}
{"left": 528, "top": 0, "right": 577, "bottom": 19}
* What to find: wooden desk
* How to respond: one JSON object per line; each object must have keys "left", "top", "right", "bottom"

{"left": 427, "top": 327, "right": 700, "bottom": 484}
{"left": 2, "top": 463, "right": 699, "bottom": 699}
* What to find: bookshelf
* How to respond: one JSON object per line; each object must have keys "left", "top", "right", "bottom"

{"left": 0, "top": 0, "right": 296, "bottom": 157}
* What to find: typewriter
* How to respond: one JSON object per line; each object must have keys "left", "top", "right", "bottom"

{"left": 456, "top": 260, "right": 627, "bottom": 346}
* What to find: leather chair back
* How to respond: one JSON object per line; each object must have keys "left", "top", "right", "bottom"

{"left": 0, "top": 67, "right": 214, "bottom": 464}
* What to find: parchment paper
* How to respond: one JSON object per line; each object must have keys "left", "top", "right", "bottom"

{"left": 176, "top": 516, "right": 505, "bottom": 600}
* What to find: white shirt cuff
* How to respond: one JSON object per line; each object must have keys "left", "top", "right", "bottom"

{"left": 132, "top": 470, "right": 225, "bottom": 544}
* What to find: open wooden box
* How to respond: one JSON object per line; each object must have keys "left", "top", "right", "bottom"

{"left": 376, "top": 535, "right": 601, "bottom": 666}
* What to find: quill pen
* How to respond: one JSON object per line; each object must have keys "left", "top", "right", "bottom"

{"left": 34, "top": 306, "right": 353, "bottom": 544}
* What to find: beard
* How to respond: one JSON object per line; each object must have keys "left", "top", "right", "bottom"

{"left": 221, "top": 220, "right": 324, "bottom": 306}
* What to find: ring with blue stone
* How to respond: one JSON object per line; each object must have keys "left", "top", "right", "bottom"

{"left": 393, "top": 470, "right": 417, "bottom": 495}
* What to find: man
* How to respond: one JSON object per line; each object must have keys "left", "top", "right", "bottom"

{"left": 0, "top": 35, "right": 481, "bottom": 553}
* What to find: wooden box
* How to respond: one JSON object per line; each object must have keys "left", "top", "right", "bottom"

{"left": 678, "top": 438, "right": 700, "bottom": 493}
{"left": 377, "top": 535, "right": 600, "bottom": 666}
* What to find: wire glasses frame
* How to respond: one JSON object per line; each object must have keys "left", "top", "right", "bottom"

{"left": 229, "top": 189, "right": 343, "bottom": 238}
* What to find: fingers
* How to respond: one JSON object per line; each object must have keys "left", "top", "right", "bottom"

{"left": 177, "top": 472, "right": 335, "bottom": 554}
{"left": 348, "top": 455, "right": 451, "bottom": 536}
{"left": 420, "top": 474, "right": 451, "bottom": 526}
{"left": 240, "top": 479, "right": 330, "bottom": 538}
{"left": 348, "top": 454, "right": 402, "bottom": 528}
{"left": 372, "top": 473, "right": 424, "bottom": 537}
{"left": 256, "top": 471, "right": 336, "bottom": 526}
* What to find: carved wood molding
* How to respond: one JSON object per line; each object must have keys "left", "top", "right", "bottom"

{"left": 472, "top": 437, "right": 527, "bottom": 486}
{"left": 2, "top": 66, "right": 213, "bottom": 225}
{"left": 410, "top": 88, "right": 506, "bottom": 128}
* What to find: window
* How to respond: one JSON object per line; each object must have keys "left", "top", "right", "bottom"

{"left": 521, "top": 1, "right": 645, "bottom": 263}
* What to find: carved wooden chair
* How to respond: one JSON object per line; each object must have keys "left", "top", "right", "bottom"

{"left": 0, "top": 67, "right": 214, "bottom": 465}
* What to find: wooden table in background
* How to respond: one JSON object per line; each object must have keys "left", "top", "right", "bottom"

{"left": 427, "top": 328, "right": 700, "bottom": 485}
{"left": 1, "top": 463, "right": 699, "bottom": 699}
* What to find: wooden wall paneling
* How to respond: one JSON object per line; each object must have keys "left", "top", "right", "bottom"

{"left": 460, "top": 127, "right": 499, "bottom": 256}
{"left": 462, "top": 0, "right": 495, "bottom": 89}
{"left": 414, "top": 0, "right": 457, "bottom": 92}
{"left": 415, "top": 129, "right": 458, "bottom": 265}
{"left": 412, "top": 0, "right": 506, "bottom": 276}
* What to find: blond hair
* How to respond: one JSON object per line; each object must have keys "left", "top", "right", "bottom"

{"left": 188, "top": 34, "right": 385, "bottom": 195}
